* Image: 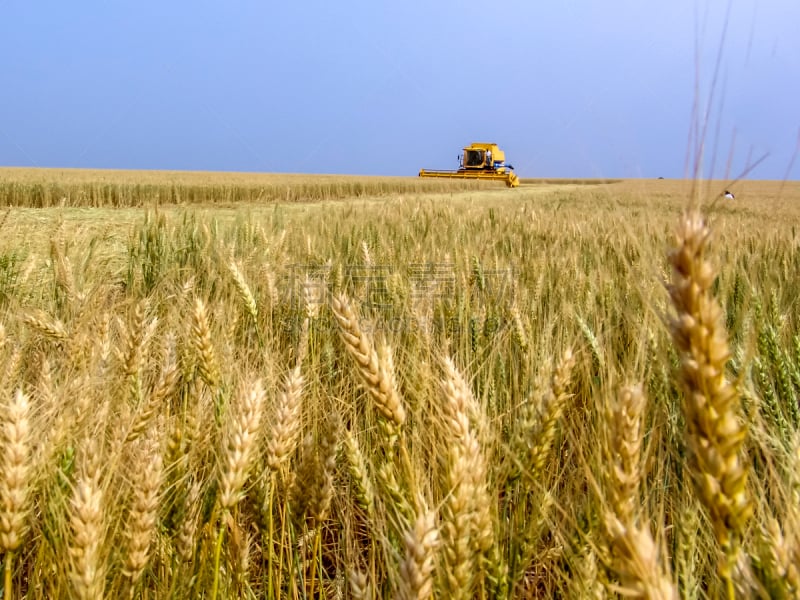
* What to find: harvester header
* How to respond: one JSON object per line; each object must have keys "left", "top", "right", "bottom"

{"left": 419, "top": 142, "right": 520, "bottom": 188}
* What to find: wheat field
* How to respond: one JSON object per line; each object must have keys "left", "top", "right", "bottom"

{"left": 0, "top": 169, "right": 799, "bottom": 599}
{"left": 0, "top": 168, "right": 492, "bottom": 207}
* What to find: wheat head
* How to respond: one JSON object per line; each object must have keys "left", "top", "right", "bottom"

{"left": 668, "top": 211, "right": 752, "bottom": 566}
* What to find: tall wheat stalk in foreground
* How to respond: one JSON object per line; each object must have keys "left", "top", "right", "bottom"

{"left": 1, "top": 389, "right": 32, "bottom": 600}
{"left": 264, "top": 365, "right": 304, "bottom": 598}
{"left": 439, "top": 357, "right": 494, "bottom": 600}
{"left": 68, "top": 437, "right": 106, "bottom": 600}
{"left": 668, "top": 210, "right": 752, "bottom": 597}
{"left": 213, "top": 378, "right": 267, "bottom": 600}
{"left": 122, "top": 433, "right": 163, "bottom": 597}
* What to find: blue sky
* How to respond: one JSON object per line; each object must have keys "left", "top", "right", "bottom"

{"left": 1, "top": 1, "right": 798, "bottom": 179}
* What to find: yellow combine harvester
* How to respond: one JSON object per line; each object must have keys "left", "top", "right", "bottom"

{"left": 419, "top": 142, "right": 520, "bottom": 188}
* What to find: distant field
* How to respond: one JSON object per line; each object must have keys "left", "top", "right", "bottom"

{"left": 0, "top": 169, "right": 798, "bottom": 598}
{"left": 520, "top": 177, "right": 624, "bottom": 185}
{"left": 0, "top": 167, "right": 490, "bottom": 207}
{"left": 0, "top": 166, "right": 461, "bottom": 186}
{"left": 2, "top": 166, "right": 797, "bottom": 211}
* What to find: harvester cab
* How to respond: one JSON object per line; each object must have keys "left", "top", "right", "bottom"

{"left": 420, "top": 142, "right": 519, "bottom": 188}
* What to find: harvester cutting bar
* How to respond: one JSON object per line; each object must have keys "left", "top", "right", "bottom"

{"left": 418, "top": 169, "right": 520, "bottom": 188}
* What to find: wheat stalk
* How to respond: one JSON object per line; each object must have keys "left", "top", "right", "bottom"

{"left": 92, "top": 311, "right": 113, "bottom": 379}
{"left": 568, "top": 544, "right": 607, "bottom": 599}
{"left": 263, "top": 366, "right": 303, "bottom": 600}
{"left": 290, "top": 433, "right": 316, "bottom": 526}
{"left": 0, "top": 345, "right": 22, "bottom": 401}
{"left": 788, "top": 431, "right": 800, "bottom": 509}
{"left": 302, "top": 275, "right": 322, "bottom": 320}
{"left": 510, "top": 304, "right": 529, "bottom": 352}
{"left": 360, "top": 240, "right": 372, "bottom": 267}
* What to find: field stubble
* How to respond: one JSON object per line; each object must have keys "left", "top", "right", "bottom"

{"left": 0, "top": 171, "right": 799, "bottom": 598}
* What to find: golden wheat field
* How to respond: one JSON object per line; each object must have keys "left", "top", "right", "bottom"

{"left": 0, "top": 168, "right": 799, "bottom": 599}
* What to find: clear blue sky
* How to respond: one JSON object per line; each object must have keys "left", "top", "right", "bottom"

{"left": 1, "top": 1, "right": 798, "bottom": 179}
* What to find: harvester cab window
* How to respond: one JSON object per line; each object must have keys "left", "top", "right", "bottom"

{"left": 464, "top": 150, "right": 484, "bottom": 168}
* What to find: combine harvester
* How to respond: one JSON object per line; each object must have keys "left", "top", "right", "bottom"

{"left": 419, "top": 142, "right": 520, "bottom": 188}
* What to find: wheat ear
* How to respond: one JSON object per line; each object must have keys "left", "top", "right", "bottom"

{"left": 50, "top": 231, "right": 75, "bottom": 304}
{"left": 439, "top": 357, "right": 493, "bottom": 599}
{"left": 762, "top": 517, "right": 800, "bottom": 597}
{"left": 228, "top": 258, "right": 258, "bottom": 322}
{"left": 126, "top": 335, "right": 179, "bottom": 444}
{"left": 218, "top": 378, "right": 266, "bottom": 510}
{"left": 191, "top": 298, "right": 220, "bottom": 389}
{"left": 604, "top": 384, "right": 676, "bottom": 599}
{"left": 397, "top": 507, "right": 439, "bottom": 600}
{"left": 668, "top": 210, "right": 752, "bottom": 590}
{"left": 290, "top": 418, "right": 340, "bottom": 600}
{"left": 123, "top": 434, "right": 164, "bottom": 591}
{"left": 343, "top": 428, "right": 376, "bottom": 517}
{"left": 330, "top": 293, "right": 405, "bottom": 427}
{"left": 176, "top": 479, "right": 202, "bottom": 563}
{"left": 603, "top": 515, "right": 678, "bottom": 600}
{"left": 212, "top": 378, "right": 266, "bottom": 600}
{"left": 23, "top": 310, "right": 69, "bottom": 342}
{"left": 264, "top": 366, "right": 303, "bottom": 600}
{"left": 529, "top": 349, "right": 575, "bottom": 477}
{"left": 607, "top": 384, "right": 645, "bottom": 524}
{"left": 1, "top": 389, "right": 32, "bottom": 599}
{"left": 349, "top": 568, "right": 372, "bottom": 600}
{"left": 311, "top": 417, "right": 340, "bottom": 525}
{"left": 69, "top": 437, "right": 106, "bottom": 600}
{"left": 120, "top": 300, "right": 151, "bottom": 380}
{"left": 266, "top": 366, "right": 304, "bottom": 471}
{"left": 0, "top": 389, "right": 32, "bottom": 552}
